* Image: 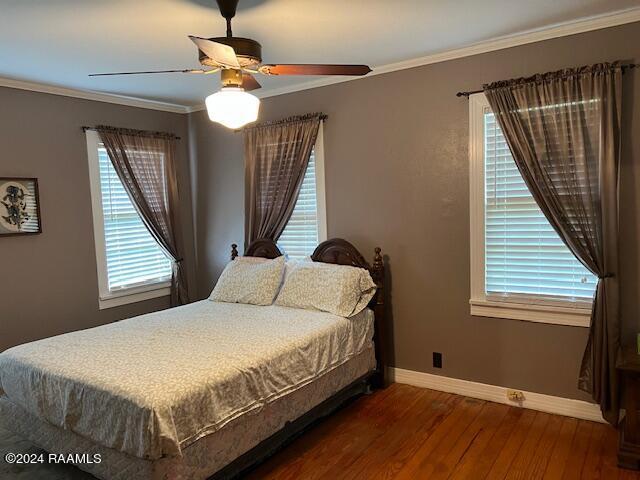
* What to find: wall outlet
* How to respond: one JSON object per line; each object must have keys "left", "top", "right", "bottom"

{"left": 507, "top": 389, "right": 525, "bottom": 402}
{"left": 433, "top": 352, "right": 442, "bottom": 369}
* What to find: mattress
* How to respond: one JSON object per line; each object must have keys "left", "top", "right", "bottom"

{"left": 0, "top": 301, "right": 374, "bottom": 460}
{"left": 0, "top": 347, "right": 376, "bottom": 480}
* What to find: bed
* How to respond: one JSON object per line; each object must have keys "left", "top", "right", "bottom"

{"left": 0, "top": 238, "right": 387, "bottom": 479}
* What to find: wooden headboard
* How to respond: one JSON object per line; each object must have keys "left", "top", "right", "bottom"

{"left": 231, "top": 238, "right": 387, "bottom": 388}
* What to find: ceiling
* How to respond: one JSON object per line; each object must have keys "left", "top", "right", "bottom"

{"left": 1, "top": 0, "right": 639, "bottom": 108}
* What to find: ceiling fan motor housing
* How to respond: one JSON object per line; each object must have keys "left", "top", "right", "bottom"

{"left": 198, "top": 37, "right": 262, "bottom": 68}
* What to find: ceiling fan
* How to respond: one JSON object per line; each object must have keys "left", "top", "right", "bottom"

{"left": 89, "top": 0, "right": 372, "bottom": 128}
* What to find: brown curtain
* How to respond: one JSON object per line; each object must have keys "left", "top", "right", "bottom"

{"left": 244, "top": 113, "right": 322, "bottom": 247}
{"left": 96, "top": 126, "right": 189, "bottom": 306}
{"left": 483, "top": 63, "right": 622, "bottom": 425}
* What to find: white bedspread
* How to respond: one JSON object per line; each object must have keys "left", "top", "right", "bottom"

{"left": 0, "top": 301, "right": 374, "bottom": 460}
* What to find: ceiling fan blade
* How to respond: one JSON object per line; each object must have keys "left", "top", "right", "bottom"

{"left": 258, "top": 64, "right": 372, "bottom": 76}
{"left": 189, "top": 36, "right": 240, "bottom": 68}
{"left": 242, "top": 73, "right": 261, "bottom": 91}
{"left": 89, "top": 69, "right": 210, "bottom": 77}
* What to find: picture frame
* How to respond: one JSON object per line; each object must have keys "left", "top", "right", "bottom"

{"left": 0, "top": 177, "right": 42, "bottom": 236}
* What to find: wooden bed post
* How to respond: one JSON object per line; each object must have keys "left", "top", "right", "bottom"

{"left": 308, "top": 238, "right": 388, "bottom": 390}
{"left": 371, "top": 247, "right": 387, "bottom": 388}
{"left": 231, "top": 243, "right": 239, "bottom": 260}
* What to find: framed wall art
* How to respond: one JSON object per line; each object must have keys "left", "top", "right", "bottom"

{"left": 0, "top": 177, "right": 42, "bottom": 236}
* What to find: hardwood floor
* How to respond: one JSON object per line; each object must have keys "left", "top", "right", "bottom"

{"left": 246, "top": 383, "right": 639, "bottom": 480}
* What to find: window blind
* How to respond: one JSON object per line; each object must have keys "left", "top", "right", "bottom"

{"left": 277, "top": 149, "right": 319, "bottom": 259}
{"left": 484, "top": 111, "right": 597, "bottom": 301}
{"left": 98, "top": 147, "right": 172, "bottom": 292}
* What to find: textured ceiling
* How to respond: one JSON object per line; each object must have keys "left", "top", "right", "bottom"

{"left": 1, "top": 0, "right": 638, "bottom": 106}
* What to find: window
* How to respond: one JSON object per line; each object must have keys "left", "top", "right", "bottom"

{"left": 469, "top": 94, "right": 596, "bottom": 327}
{"left": 277, "top": 124, "right": 327, "bottom": 259}
{"left": 86, "top": 131, "right": 172, "bottom": 309}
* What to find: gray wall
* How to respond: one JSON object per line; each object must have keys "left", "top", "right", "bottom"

{"left": 0, "top": 88, "right": 196, "bottom": 352}
{"left": 1, "top": 22, "right": 637, "bottom": 402}
{"left": 189, "top": 22, "right": 640, "bottom": 401}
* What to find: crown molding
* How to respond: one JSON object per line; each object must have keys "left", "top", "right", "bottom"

{"left": 0, "top": 77, "right": 190, "bottom": 114}
{"left": 185, "top": 6, "right": 640, "bottom": 113}
{"left": 3, "top": 6, "right": 639, "bottom": 115}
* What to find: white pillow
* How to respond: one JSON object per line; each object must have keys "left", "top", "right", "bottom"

{"left": 210, "top": 255, "right": 286, "bottom": 306}
{"left": 275, "top": 262, "right": 377, "bottom": 317}
{"left": 235, "top": 256, "right": 269, "bottom": 264}
{"left": 283, "top": 256, "right": 312, "bottom": 280}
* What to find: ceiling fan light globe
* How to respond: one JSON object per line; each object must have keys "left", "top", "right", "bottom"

{"left": 205, "top": 87, "right": 260, "bottom": 129}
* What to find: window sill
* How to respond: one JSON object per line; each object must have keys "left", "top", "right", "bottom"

{"left": 99, "top": 282, "right": 171, "bottom": 310}
{"left": 469, "top": 298, "right": 591, "bottom": 327}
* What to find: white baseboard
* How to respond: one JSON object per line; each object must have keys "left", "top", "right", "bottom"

{"left": 389, "top": 367, "right": 604, "bottom": 423}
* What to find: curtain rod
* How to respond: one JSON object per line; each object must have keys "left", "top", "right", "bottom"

{"left": 234, "top": 113, "right": 327, "bottom": 133}
{"left": 456, "top": 62, "right": 638, "bottom": 98}
{"left": 81, "top": 126, "right": 181, "bottom": 140}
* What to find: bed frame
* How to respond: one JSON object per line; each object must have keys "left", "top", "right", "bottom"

{"left": 214, "top": 237, "right": 387, "bottom": 479}
{"left": 232, "top": 237, "right": 386, "bottom": 388}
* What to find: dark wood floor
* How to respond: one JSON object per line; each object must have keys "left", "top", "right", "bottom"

{"left": 247, "top": 383, "right": 639, "bottom": 480}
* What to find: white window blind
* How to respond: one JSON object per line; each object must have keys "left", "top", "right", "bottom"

{"left": 484, "top": 111, "right": 597, "bottom": 302}
{"left": 98, "top": 147, "right": 172, "bottom": 291}
{"left": 277, "top": 149, "right": 319, "bottom": 259}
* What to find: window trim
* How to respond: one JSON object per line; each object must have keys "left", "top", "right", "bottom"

{"left": 468, "top": 93, "right": 591, "bottom": 328}
{"left": 85, "top": 130, "right": 170, "bottom": 310}
{"left": 314, "top": 122, "right": 328, "bottom": 243}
